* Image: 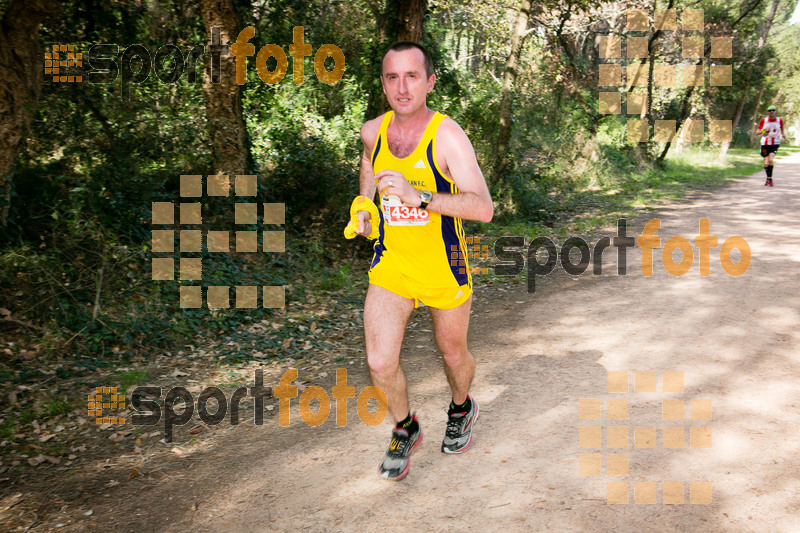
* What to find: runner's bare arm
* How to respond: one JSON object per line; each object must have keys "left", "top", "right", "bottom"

{"left": 375, "top": 118, "right": 492, "bottom": 223}
{"left": 355, "top": 118, "right": 382, "bottom": 237}
{"left": 359, "top": 118, "right": 381, "bottom": 199}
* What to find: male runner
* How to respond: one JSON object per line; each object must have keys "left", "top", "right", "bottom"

{"left": 758, "top": 105, "right": 786, "bottom": 186}
{"left": 350, "top": 42, "right": 493, "bottom": 480}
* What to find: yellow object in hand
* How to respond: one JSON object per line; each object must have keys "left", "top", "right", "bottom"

{"left": 344, "top": 196, "right": 380, "bottom": 240}
{"left": 763, "top": 129, "right": 771, "bottom": 135}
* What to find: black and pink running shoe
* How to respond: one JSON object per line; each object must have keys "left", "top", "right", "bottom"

{"left": 441, "top": 397, "right": 479, "bottom": 454}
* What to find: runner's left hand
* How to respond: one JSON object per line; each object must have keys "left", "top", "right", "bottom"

{"left": 375, "top": 170, "right": 421, "bottom": 207}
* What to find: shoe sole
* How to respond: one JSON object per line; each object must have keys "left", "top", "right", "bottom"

{"left": 442, "top": 401, "right": 480, "bottom": 454}
{"left": 379, "top": 431, "right": 423, "bottom": 481}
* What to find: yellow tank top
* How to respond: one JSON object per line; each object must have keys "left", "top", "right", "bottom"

{"left": 369, "top": 111, "right": 470, "bottom": 289}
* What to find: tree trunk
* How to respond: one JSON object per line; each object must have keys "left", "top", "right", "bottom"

{"left": 492, "top": 0, "right": 533, "bottom": 183}
{"left": 198, "top": 0, "right": 249, "bottom": 175}
{"left": 656, "top": 85, "right": 696, "bottom": 164}
{"left": 366, "top": 0, "right": 428, "bottom": 120}
{"left": 387, "top": 0, "right": 427, "bottom": 43}
{"left": 0, "top": 0, "right": 60, "bottom": 227}
{"left": 757, "top": 0, "right": 780, "bottom": 49}
{"left": 721, "top": 0, "right": 779, "bottom": 156}
{"left": 719, "top": 98, "right": 745, "bottom": 157}
{"left": 471, "top": 33, "right": 482, "bottom": 73}
{"left": 749, "top": 86, "right": 765, "bottom": 146}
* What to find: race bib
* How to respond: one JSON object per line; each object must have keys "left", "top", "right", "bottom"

{"left": 380, "top": 195, "right": 430, "bottom": 226}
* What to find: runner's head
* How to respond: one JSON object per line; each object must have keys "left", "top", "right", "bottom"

{"left": 382, "top": 42, "right": 434, "bottom": 79}
{"left": 767, "top": 105, "right": 777, "bottom": 115}
{"left": 380, "top": 42, "right": 436, "bottom": 115}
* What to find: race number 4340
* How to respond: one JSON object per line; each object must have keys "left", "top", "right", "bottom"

{"left": 381, "top": 195, "right": 430, "bottom": 226}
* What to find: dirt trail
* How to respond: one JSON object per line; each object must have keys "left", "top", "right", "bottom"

{"left": 8, "top": 152, "right": 800, "bottom": 532}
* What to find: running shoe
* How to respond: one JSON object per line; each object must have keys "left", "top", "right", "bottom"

{"left": 378, "top": 419, "right": 422, "bottom": 480}
{"left": 769, "top": 179, "right": 774, "bottom": 186}
{"left": 765, "top": 180, "right": 769, "bottom": 186}
{"left": 441, "top": 397, "right": 479, "bottom": 454}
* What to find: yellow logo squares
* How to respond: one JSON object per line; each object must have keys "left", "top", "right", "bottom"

{"left": 635, "top": 482, "right": 658, "bottom": 504}
{"left": 626, "top": 9, "right": 649, "bottom": 31}
{"left": 150, "top": 174, "right": 286, "bottom": 309}
{"left": 46, "top": 44, "right": 83, "bottom": 82}
{"left": 87, "top": 386, "right": 125, "bottom": 424}
{"left": 683, "top": 9, "right": 704, "bottom": 31}
{"left": 597, "top": 9, "right": 733, "bottom": 143}
{"left": 599, "top": 36, "right": 621, "bottom": 59}
{"left": 579, "top": 371, "right": 712, "bottom": 504}
{"left": 607, "top": 454, "right": 629, "bottom": 476}
{"left": 654, "top": 9, "right": 677, "bottom": 31}
{"left": 460, "top": 237, "right": 489, "bottom": 275}
{"left": 599, "top": 92, "right": 621, "bottom": 115}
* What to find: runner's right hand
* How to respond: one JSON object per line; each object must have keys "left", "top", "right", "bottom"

{"left": 344, "top": 196, "right": 380, "bottom": 240}
{"left": 356, "top": 210, "right": 372, "bottom": 238}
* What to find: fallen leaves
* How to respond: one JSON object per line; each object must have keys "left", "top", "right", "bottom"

{"left": 27, "top": 455, "right": 60, "bottom": 466}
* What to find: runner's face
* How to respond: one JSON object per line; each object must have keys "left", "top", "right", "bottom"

{"left": 381, "top": 49, "right": 435, "bottom": 116}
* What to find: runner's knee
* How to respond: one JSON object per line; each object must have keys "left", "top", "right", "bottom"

{"left": 440, "top": 346, "right": 471, "bottom": 368}
{"left": 366, "top": 352, "right": 400, "bottom": 376}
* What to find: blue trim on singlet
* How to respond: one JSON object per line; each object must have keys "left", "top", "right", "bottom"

{"left": 370, "top": 208, "right": 386, "bottom": 269}
{"left": 372, "top": 135, "right": 382, "bottom": 167}
{"left": 426, "top": 141, "right": 469, "bottom": 287}
{"left": 369, "top": 134, "right": 385, "bottom": 269}
{"left": 427, "top": 140, "right": 449, "bottom": 194}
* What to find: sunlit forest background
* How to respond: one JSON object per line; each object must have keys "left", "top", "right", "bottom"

{"left": 1, "top": 0, "right": 798, "bottom": 366}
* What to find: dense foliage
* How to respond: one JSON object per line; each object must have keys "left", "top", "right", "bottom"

{"left": 0, "top": 0, "right": 797, "bottom": 363}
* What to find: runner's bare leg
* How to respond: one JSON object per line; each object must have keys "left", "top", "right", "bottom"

{"left": 364, "top": 284, "right": 416, "bottom": 423}
{"left": 430, "top": 296, "right": 474, "bottom": 405}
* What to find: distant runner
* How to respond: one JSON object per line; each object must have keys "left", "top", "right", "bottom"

{"left": 345, "top": 41, "right": 493, "bottom": 480}
{"left": 758, "top": 105, "right": 786, "bottom": 186}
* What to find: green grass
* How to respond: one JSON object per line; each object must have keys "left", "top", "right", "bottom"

{"left": 109, "top": 369, "right": 150, "bottom": 390}
{"left": 317, "top": 264, "right": 352, "bottom": 291}
{"left": 42, "top": 398, "right": 73, "bottom": 418}
{"left": 0, "top": 400, "right": 74, "bottom": 446}
{"left": 0, "top": 418, "right": 14, "bottom": 439}
{"left": 564, "top": 144, "right": 792, "bottom": 233}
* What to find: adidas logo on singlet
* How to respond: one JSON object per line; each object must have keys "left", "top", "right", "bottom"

{"left": 454, "top": 289, "right": 463, "bottom": 299}
{"left": 414, "top": 159, "right": 426, "bottom": 169}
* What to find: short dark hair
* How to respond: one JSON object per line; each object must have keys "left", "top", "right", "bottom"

{"left": 382, "top": 41, "right": 434, "bottom": 78}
